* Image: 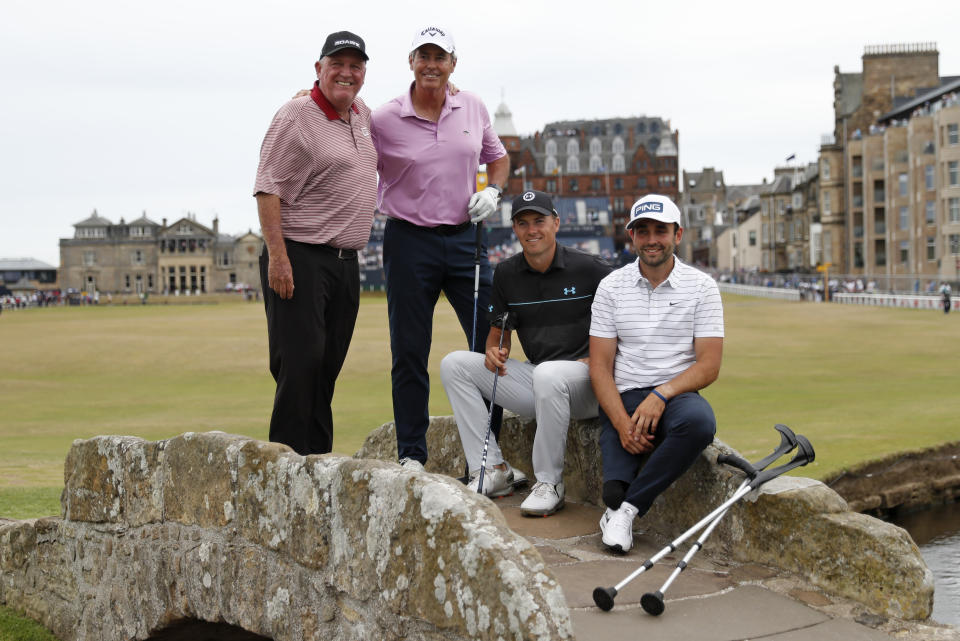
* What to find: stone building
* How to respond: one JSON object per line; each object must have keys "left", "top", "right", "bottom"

{"left": 680, "top": 167, "right": 726, "bottom": 266}
{"left": 59, "top": 211, "right": 262, "bottom": 294}
{"left": 818, "top": 43, "right": 960, "bottom": 284}
{"left": 493, "top": 101, "right": 680, "bottom": 247}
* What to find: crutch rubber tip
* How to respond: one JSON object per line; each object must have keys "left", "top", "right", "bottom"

{"left": 641, "top": 590, "right": 665, "bottom": 616}
{"left": 592, "top": 586, "right": 617, "bottom": 611}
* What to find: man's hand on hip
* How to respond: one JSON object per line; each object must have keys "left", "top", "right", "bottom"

{"left": 468, "top": 187, "right": 500, "bottom": 223}
{"left": 268, "top": 254, "right": 295, "bottom": 299}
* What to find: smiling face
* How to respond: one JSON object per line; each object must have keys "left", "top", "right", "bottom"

{"left": 315, "top": 50, "right": 366, "bottom": 114}
{"left": 409, "top": 44, "right": 456, "bottom": 91}
{"left": 513, "top": 210, "right": 559, "bottom": 265}
{"left": 627, "top": 219, "right": 682, "bottom": 268}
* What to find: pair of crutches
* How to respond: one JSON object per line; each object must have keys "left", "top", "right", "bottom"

{"left": 593, "top": 423, "right": 816, "bottom": 616}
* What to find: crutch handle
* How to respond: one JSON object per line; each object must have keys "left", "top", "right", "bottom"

{"left": 717, "top": 452, "right": 758, "bottom": 479}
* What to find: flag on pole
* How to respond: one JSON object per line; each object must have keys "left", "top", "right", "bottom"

{"left": 785, "top": 153, "right": 796, "bottom": 162}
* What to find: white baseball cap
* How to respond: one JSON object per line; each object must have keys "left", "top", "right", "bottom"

{"left": 411, "top": 26, "right": 455, "bottom": 54}
{"left": 626, "top": 194, "right": 682, "bottom": 230}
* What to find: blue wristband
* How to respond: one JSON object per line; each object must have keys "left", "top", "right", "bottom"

{"left": 651, "top": 389, "right": 668, "bottom": 404}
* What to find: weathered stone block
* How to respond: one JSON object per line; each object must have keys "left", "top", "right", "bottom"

{"left": 162, "top": 432, "right": 248, "bottom": 528}
{"left": 62, "top": 436, "right": 141, "bottom": 523}
{"left": 122, "top": 439, "right": 165, "bottom": 526}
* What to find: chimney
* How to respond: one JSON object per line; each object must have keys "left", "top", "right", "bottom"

{"left": 213, "top": 217, "right": 219, "bottom": 234}
{"left": 162, "top": 217, "right": 168, "bottom": 227}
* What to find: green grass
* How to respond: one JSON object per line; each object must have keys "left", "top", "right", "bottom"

{"left": 1, "top": 293, "right": 958, "bottom": 518}
{"left": 1, "top": 293, "right": 958, "bottom": 637}
{"left": 0, "top": 607, "right": 58, "bottom": 641}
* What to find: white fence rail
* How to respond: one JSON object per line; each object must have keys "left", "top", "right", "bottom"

{"left": 719, "top": 284, "right": 800, "bottom": 301}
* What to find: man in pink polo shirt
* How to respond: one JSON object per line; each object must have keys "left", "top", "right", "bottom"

{"left": 253, "top": 31, "right": 377, "bottom": 456}
{"left": 371, "top": 26, "right": 511, "bottom": 468}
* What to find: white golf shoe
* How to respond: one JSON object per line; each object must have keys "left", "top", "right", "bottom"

{"left": 600, "top": 502, "right": 639, "bottom": 553}
{"left": 467, "top": 463, "right": 517, "bottom": 497}
{"left": 520, "top": 481, "right": 565, "bottom": 517}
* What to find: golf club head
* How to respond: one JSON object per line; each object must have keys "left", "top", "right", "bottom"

{"left": 640, "top": 590, "right": 665, "bottom": 616}
{"left": 592, "top": 586, "right": 617, "bottom": 611}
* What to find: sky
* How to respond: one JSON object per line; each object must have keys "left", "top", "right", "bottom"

{"left": 2, "top": 0, "right": 959, "bottom": 266}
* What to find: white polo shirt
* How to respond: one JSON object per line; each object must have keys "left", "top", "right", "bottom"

{"left": 590, "top": 257, "right": 724, "bottom": 392}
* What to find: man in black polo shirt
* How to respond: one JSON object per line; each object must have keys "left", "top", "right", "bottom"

{"left": 440, "top": 190, "right": 612, "bottom": 515}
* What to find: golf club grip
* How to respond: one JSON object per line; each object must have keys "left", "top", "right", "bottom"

{"left": 474, "top": 221, "right": 484, "bottom": 259}
{"left": 716, "top": 453, "right": 756, "bottom": 478}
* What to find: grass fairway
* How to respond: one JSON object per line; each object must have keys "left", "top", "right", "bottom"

{"left": 1, "top": 294, "right": 958, "bottom": 519}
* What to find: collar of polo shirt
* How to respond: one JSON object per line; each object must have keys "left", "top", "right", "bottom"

{"left": 310, "top": 81, "right": 360, "bottom": 121}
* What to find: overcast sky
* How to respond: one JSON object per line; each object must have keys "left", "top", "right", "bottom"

{"left": 3, "top": 0, "right": 958, "bottom": 266}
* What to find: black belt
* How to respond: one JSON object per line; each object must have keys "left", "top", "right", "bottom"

{"left": 388, "top": 217, "right": 471, "bottom": 236}
{"left": 317, "top": 244, "right": 357, "bottom": 259}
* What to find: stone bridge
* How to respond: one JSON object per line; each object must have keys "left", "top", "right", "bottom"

{"left": 0, "top": 417, "right": 936, "bottom": 640}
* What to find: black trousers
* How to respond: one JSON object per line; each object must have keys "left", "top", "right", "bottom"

{"left": 260, "top": 240, "right": 359, "bottom": 455}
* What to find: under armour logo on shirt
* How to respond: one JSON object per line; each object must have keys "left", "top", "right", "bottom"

{"left": 488, "top": 305, "right": 493, "bottom": 312}
{"left": 563, "top": 286, "right": 576, "bottom": 295}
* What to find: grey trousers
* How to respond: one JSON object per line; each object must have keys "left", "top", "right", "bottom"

{"left": 439, "top": 351, "right": 598, "bottom": 484}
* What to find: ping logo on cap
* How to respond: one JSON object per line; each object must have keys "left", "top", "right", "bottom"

{"left": 635, "top": 202, "right": 664, "bottom": 214}
{"left": 522, "top": 191, "right": 536, "bottom": 201}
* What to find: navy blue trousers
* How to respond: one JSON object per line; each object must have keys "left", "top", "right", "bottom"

{"left": 260, "top": 240, "right": 359, "bottom": 456}
{"left": 383, "top": 218, "right": 494, "bottom": 464}
{"left": 599, "top": 388, "right": 716, "bottom": 517}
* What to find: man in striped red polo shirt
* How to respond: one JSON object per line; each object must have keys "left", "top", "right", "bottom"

{"left": 253, "top": 31, "right": 377, "bottom": 456}
{"left": 589, "top": 194, "right": 725, "bottom": 553}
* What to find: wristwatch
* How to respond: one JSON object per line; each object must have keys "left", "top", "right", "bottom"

{"left": 488, "top": 183, "right": 503, "bottom": 199}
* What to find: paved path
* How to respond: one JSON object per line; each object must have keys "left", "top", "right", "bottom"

{"left": 492, "top": 490, "right": 959, "bottom": 641}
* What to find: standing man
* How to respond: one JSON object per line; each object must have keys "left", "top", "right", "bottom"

{"left": 371, "top": 26, "right": 510, "bottom": 467}
{"left": 441, "top": 191, "right": 611, "bottom": 513}
{"left": 589, "top": 195, "right": 724, "bottom": 552}
{"left": 253, "top": 31, "right": 377, "bottom": 455}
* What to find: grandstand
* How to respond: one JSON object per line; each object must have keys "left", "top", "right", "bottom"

{"left": 360, "top": 195, "right": 616, "bottom": 290}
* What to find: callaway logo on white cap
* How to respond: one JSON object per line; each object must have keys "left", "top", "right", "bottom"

{"left": 421, "top": 27, "right": 446, "bottom": 36}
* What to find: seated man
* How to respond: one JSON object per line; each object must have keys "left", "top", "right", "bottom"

{"left": 589, "top": 194, "right": 724, "bottom": 552}
{"left": 441, "top": 190, "right": 612, "bottom": 515}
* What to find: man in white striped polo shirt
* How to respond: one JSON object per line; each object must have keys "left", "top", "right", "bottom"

{"left": 253, "top": 31, "right": 377, "bottom": 456}
{"left": 589, "top": 194, "right": 724, "bottom": 553}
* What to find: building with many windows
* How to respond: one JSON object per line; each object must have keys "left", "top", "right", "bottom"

{"left": 819, "top": 43, "right": 960, "bottom": 284}
{"left": 493, "top": 102, "right": 680, "bottom": 247}
{"left": 59, "top": 211, "right": 262, "bottom": 294}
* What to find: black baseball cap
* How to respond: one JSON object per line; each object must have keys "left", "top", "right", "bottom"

{"left": 511, "top": 190, "right": 558, "bottom": 219}
{"left": 320, "top": 31, "right": 368, "bottom": 61}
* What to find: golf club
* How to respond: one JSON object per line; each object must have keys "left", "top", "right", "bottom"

{"left": 476, "top": 310, "right": 509, "bottom": 495}
{"left": 592, "top": 425, "right": 811, "bottom": 613}
{"left": 470, "top": 221, "right": 484, "bottom": 353}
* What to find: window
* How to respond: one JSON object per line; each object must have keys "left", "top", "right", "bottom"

{"left": 875, "top": 239, "right": 886, "bottom": 266}
{"left": 545, "top": 140, "right": 557, "bottom": 155}
{"left": 132, "top": 249, "right": 144, "bottom": 265}
{"left": 792, "top": 194, "right": 802, "bottom": 210}
{"left": 899, "top": 206, "right": 909, "bottom": 231}
{"left": 636, "top": 122, "right": 646, "bottom": 134}
{"left": 566, "top": 139, "right": 579, "bottom": 156}
{"left": 83, "top": 251, "right": 96, "bottom": 266}
{"left": 613, "top": 197, "right": 624, "bottom": 212}
{"left": 612, "top": 137, "right": 624, "bottom": 154}
{"left": 900, "top": 240, "right": 909, "bottom": 264}
{"left": 927, "top": 236, "right": 936, "bottom": 260}
{"left": 589, "top": 155, "right": 602, "bottom": 173}
{"left": 589, "top": 138, "right": 602, "bottom": 155}
{"left": 613, "top": 123, "right": 623, "bottom": 135}
{"left": 125, "top": 274, "right": 131, "bottom": 288}
{"left": 925, "top": 165, "right": 935, "bottom": 190}
{"left": 612, "top": 154, "right": 625, "bottom": 172}
{"left": 544, "top": 156, "right": 557, "bottom": 174}
{"left": 821, "top": 191, "right": 830, "bottom": 214}
{"left": 950, "top": 161, "right": 959, "bottom": 186}
{"left": 898, "top": 173, "right": 908, "bottom": 197}
{"left": 776, "top": 223, "right": 784, "bottom": 243}
{"left": 148, "top": 274, "right": 154, "bottom": 288}
{"left": 948, "top": 123, "right": 959, "bottom": 145}
{"left": 951, "top": 234, "right": 960, "bottom": 255}
{"left": 822, "top": 158, "right": 831, "bottom": 181}
{"left": 637, "top": 176, "right": 646, "bottom": 188}
{"left": 950, "top": 198, "right": 960, "bottom": 223}
{"left": 854, "top": 242, "right": 864, "bottom": 268}
{"left": 823, "top": 230, "right": 832, "bottom": 263}
{"left": 749, "top": 230, "right": 757, "bottom": 246}
{"left": 569, "top": 179, "right": 578, "bottom": 192}
{"left": 591, "top": 177, "right": 601, "bottom": 191}
{"left": 566, "top": 156, "right": 580, "bottom": 173}
{"left": 545, "top": 179, "right": 556, "bottom": 193}
{"left": 762, "top": 222, "right": 769, "bottom": 242}
{"left": 926, "top": 201, "right": 936, "bottom": 225}
{"left": 614, "top": 177, "right": 623, "bottom": 190}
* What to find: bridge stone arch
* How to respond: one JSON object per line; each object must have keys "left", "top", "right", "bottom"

{"left": 0, "top": 432, "right": 572, "bottom": 641}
